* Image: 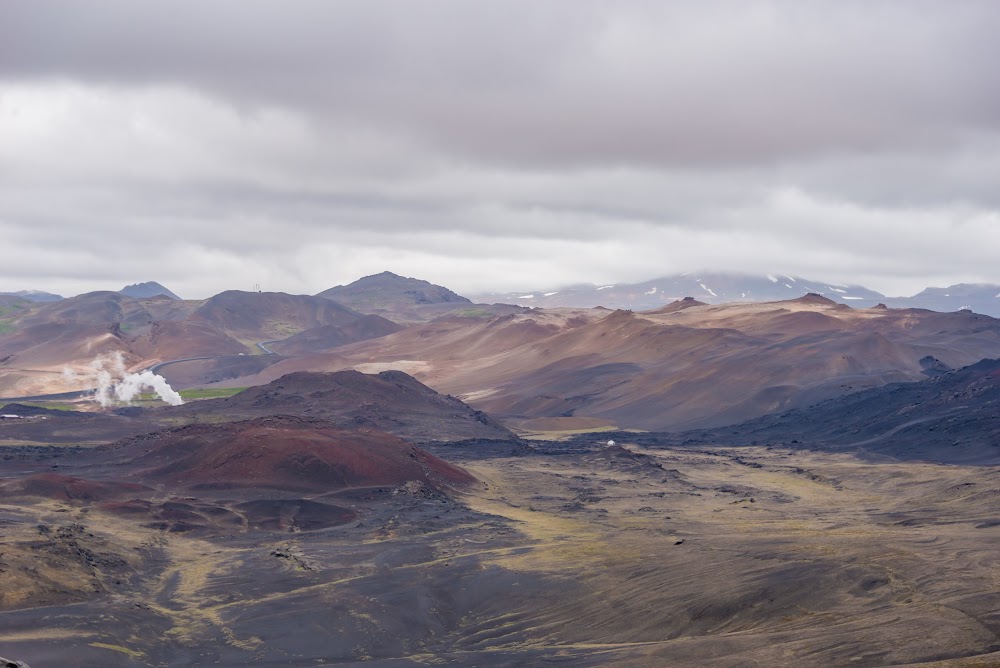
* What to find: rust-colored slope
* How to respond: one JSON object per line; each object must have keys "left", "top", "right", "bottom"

{"left": 112, "top": 415, "right": 475, "bottom": 492}
{"left": 0, "top": 473, "right": 150, "bottom": 503}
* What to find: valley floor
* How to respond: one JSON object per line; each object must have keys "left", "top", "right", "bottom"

{"left": 2, "top": 441, "right": 1000, "bottom": 666}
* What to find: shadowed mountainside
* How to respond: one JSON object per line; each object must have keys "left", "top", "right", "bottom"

{"left": 681, "top": 357, "right": 1000, "bottom": 463}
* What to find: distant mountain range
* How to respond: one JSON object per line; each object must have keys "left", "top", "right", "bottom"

{"left": 5, "top": 272, "right": 1000, "bottom": 316}
{"left": 0, "top": 289, "right": 64, "bottom": 302}
{"left": 470, "top": 272, "right": 1000, "bottom": 317}
{"left": 1, "top": 281, "right": 182, "bottom": 302}
{"left": 5, "top": 269, "right": 1000, "bottom": 435}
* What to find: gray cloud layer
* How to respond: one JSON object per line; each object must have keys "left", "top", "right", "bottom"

{"left": 1, "top": 1, "right": 998, "bottom": 298}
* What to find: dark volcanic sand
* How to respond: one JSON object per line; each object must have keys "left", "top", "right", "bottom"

{"left": 1, "top": 436, "right": 1000, "bottom": 666}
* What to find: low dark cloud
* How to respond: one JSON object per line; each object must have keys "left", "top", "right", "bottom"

{"left": 0, "top": 1, "right": 998, "bottom": 298}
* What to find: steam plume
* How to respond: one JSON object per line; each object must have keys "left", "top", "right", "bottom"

{"left": 85, "top": 352, "right": 184, "bottom": 407}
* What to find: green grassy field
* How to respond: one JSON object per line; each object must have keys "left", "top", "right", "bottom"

{"left": 178, "top": 387, "right": 247, "bottom": 400}
{"left": 133, "top": 387, "right": 247, "bottom": 403}
{"left": 448, "top": 307, "right": 496, "bottom": 318}
{"left": 16, "top": 402, "right": 79, "bottom": 411}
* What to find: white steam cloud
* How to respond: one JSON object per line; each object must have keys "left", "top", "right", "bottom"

{"left": 76, "top": 352, "right": 184, "bottom": 407}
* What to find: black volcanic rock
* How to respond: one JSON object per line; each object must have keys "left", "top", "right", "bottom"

{"left": 795, "top": 293, "right": 839, "bottom": 305}
{"left": 919, "top": 356, "right": 952, "bottom": 377}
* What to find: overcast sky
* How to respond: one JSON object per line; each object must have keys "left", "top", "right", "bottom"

{"left": 2, "top": 1, "right": 999, "bottom": 299}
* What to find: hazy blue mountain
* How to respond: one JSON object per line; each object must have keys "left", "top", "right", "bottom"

{"left": 887, "top": 284, "right": 1000, "bottom": 316}
{"left": 471, "top": 272, "right": 887, "bottom": 310}
{"left": 119, "top": 281, "right": 181, "bottom": 300}
{"left": 0, "top": 289, "right": 64, "bottom": 302}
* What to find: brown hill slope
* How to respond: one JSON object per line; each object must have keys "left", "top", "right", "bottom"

{"left": 0, "top": 291, "right": 188, "bottom": 396}
{"left": 268, "top": 315, "right": 403, "bottom": 356}
{"left": 0, "top": 291, "right": 151, "bottom": 362}
{"left": 219, "top": 297, "right": 1000, "bottom": 431}
{"left": 130, "top": 320, "right": 250, "bottom": 360}
{"left": 464, "top": 297, "right": 1000, "bottom": 430}
{"left": 0, "top": 289, "right": 405, "bottom": 396}
{"left": 220, "top": 307, "right": 608, "bottom": 388}
{"left": 190, "top": 290, "right": 400, "bottom": 345}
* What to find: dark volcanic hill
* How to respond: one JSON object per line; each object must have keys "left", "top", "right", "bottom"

{"left": 119, "top": 281, "right": 181, "bottom": 300}
{"left": 317, "top": 271, "right": 474, "bottom": 323}
{"left": 108, "top": 415, "right": 476, "bottom": 492}
{"left": 178, "top": 370, "right": 514, "bottom": 442}
{"left": 689, "top": 358, "right": 1000, "bottom": 463}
